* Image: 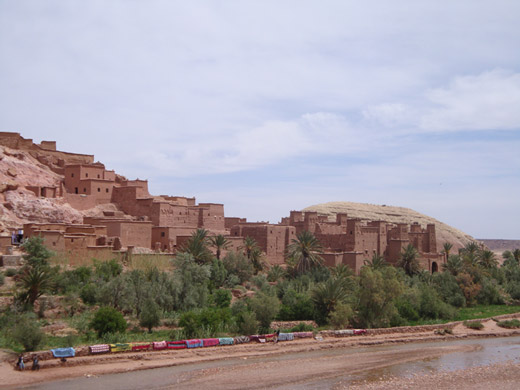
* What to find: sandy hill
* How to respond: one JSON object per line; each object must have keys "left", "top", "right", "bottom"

{"left": 303, "top": 201, "right": 475, "bottom": 250}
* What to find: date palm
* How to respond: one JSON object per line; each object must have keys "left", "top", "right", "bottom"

{"left": 182, "top": 228, "right": 213, "bottom": 264}
{"left": 20, "top": 266, "right": 53, "bottom": 305}
{"left": 442, "top": 242, "right": 453, "bottom": 261}
{"left": 397, "top": 244, "right": 420, "bottom": 276}
{"left": 478, "top": 249, "right": 498, "bottom": 269}
{"left": 363, "top": 253, "right": 388, "bottom": 270}
{"left": 286, "top": 231, "right": 324, "bottom": 274}
{"left": 210, "top": 234, "right": 230, "bottom": 260}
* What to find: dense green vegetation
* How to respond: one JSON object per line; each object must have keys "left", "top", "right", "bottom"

{"left": 1, "top": 232, "right": 520, "bottom": 352}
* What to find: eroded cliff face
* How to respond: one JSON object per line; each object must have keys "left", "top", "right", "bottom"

{"left": 0, "top": 145, "right": 83, "bottom": 233}
{"left": 303, "top": 201, "right": 475, "bottom": 250}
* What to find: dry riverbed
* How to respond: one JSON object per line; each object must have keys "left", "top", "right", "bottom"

{"left": 2, "top": 315, "right": 520, "bottom": 389}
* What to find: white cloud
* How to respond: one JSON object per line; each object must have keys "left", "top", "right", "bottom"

{"left": 421, "top": 69, "right": 520, "bottom": 131}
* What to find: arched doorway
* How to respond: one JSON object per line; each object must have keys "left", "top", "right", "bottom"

{"left": 431, "top": 261, "right": 438, "bottom": 273}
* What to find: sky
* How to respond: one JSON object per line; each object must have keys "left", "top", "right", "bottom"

{"left": 1, "top": 1, "right": 519, "bottom": 239}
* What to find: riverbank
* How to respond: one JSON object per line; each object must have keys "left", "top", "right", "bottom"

{"left": 2, "top": 314, "right": 520, "bottom": 389}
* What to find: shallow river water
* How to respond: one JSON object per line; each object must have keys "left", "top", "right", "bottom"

{"left": 20, "top": 336, "right": 520, "bottom": 390}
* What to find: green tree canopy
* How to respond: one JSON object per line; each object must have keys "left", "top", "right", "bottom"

{"left": 286, "top": 231, "right": 324, "bottom": 274}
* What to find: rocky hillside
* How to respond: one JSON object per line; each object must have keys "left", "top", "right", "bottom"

{"left": 0, "top": 145, "right": 83, "bottom": 234}
{"left": 303, "top": 201, "right": 475, "bottom": 250}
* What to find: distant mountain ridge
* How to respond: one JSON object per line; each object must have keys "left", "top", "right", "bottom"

{"left": 303, "top": 201, "right": 475, "bottom": 250}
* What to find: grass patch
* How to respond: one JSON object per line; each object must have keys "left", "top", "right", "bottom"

{"left": 455, "top": 305, "right": 520, "bottom": 322}
{"left": 496, "top": 319, "right": 520, "bottom": 329}
{"left": 463, "top": 320, "right": 484, "bottom": 330}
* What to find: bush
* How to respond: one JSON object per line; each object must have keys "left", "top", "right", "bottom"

{"left": 222, "top": 252, "right": 254, "bottom": 284}
{"left": 463, "top": 320, "right": 484, "bottom": 330}
{"left": 94, "top": 259, "right": 123, "bottom": 282}
{"left": 90, "top": 307, "right": 127, "bottom": 337}
{"left": 238, "top": 311, "right": 259, "bottom": 335}
{"left": 179, "top": 308, "right": 233, "bottom": 338}
{"left": 213, "top": 289, "right": 232, "bottom": 309}
{"left": 328, "top": 303, "right": 353, "bottom": 329}
{"left": 496, "top": 319, "right": 520, "bottom": 329}
{"left": 0, "top": 273, "right": 4, "bottom": 286}
{"left": 5, "top": 268, "right": 18, "bottom": 277}
{"left": 476, "top": 278, "right": 504, "bottom": 305}
{"left": 248, "top": 292, "right": 280, "bottom": 331}
{"left": 11, "top": 316, "right": 45, "bottom": 352}
{"left": 139, "top": 299, "right": 161, "bottom": 332}
{"left": 277, "top": 290, "right": 314, "bottom": 321}
{"left": 288, "top": 322, "right": 315, "bottom": 332}
{"left": 80, "top": 283, "right": 98, "bottom": 305}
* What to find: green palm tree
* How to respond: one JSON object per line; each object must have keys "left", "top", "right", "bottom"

{"left": 209, "top": 234, "right": 230, "bottom": 260}
{"left": 20, "top": 266, "right": 53, "bottom": 305}
{"left": 312, "top": 277, "right": 353, "bottom": 324}
{"left": 442, "top": 254, "right": 463, "bottom": 276}
{"left": 478, "top": 249, "right": 498, "bottom": 269}
{"left": 397, "top": 244, "right": 420, "bottom": 276}
{"left": 442, "top": 242, "right": 453, "bottom": 261}
{"left": 513, "top": 249, "right": 520, "bottom": 263}
{"left": 181, "top": 228, "right": 213, "bottom": 264}
{"left": 242, "top": 236, "right": 259, "bottom": 260}
{"left": 286, "top": 231, "right": 324, "bottom": 274}
{"left": 363, "top": 253, "right": 388, "bottom": 270}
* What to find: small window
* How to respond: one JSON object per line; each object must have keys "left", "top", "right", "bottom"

{"left": 97, "top": 188, "right": 101, "bottom": 192}
{"left": 83, "top": 188, "right": 86, "bottom": 192}
{"left": 86, "top": 173, "right": 88, "bottom": 178}
{"left": 75, "top": 187, "right": 78, "bottom": 194}
{"left": 106, "top": 188, "right": 109, "bottom": 193}
{"left": 350, "top": 231, "right": 353, "bottom": 235}
{"left": 71, "top": 173, "right": 74, "bottom": 177}
{"left": 161, "top": 232, "right": 165, "bottom": 237}
{"left": 97, "top": 174, "right": 100, "bottom": 178}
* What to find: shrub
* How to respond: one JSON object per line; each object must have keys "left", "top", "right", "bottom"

{"left": 277, "top": 290, "right": 314, "bottom": 321}
{"left": 288, "top": 322, "right": 315, "bottom": 332}
{"left": 213, "top": 289, "right": 232, "bottom": 309}
{"left": 476, "top": 278, "right": 504, "bottom": 305}
{"left": 496, "top": 319, "right": 520, "bottom": 329}
{"left": 94, "top": 259, "right": 123, "bottom": 282}
{"left": 179, "top": 308, "right": 233, "bottom": 338}
{"left": 0, "top": 273, "right": 4, "bottom": 286}
{"left": 139, "top": 299, "right": 161, "bottom": 332}
{"left": 463, "top": 320, "right": 484, "bottom": 330}
{"left": 80, "top": 283, "right": 98, "bottom": 305}
{"left": 267, "top": 265, "right": 286, "bottom": 282}
{"left": 222, "top": 251, "right": 254, "bottom": 284}
{"left": 5, "top": 268, "right": 18, "bottom": 277}
{"left": 90, "top": 307, "right": 127, "bottom": 337}
{"left": 434, "top": 328, "right": 453, "bottom": 335}
{"left": 238, "top": 311, "right": 259, "bottom": 335}
{"left": 11, "top": 316, "right": 45, "bottom": 352}
{"left": 328, "top": 303, "right": 353, "bottom": 329}
{"left": 248, "top": 292, "right": 280, "bottom": 331}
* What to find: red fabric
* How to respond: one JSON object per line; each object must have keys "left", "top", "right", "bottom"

{"left": 131, "top": 344, "right": 151, "bottom": 351}
{"left": 202, "top": 338, "right": 219, "bottom": 347}
{"left": 167, "top": 341, "right": 187, "bottom": 349}
{"left": 153, "top": 341, "right": 167, "bottom": 350}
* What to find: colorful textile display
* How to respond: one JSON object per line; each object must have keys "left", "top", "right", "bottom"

{"left": 186, "top": 339, "right": 203, "bottom": 348}
{"left": 250, "top": 334, "right": 276, "bottom": 342}
{"left": 89, "top": 344, "right": 110, "bottom": 354}
{"left": 131, "top": 343, "right": 151, "bottom": 351}
{"left": 233, "top": 336, "right": 250, "bottom": 344}
{"left": 202, "top": 338, "right": 219, "bottom": 347}
{"left": 278, "top": 332, "right": 294, "bottom": 341}
{"left": 167, "top": 341, "right": 187, "bottom": 349}
{"left": 51, "top": 347, "right": 75, "bottom": 358}
{"left": 353, "top": 329, "right": 367, "bottom": 335}
{"left": 334, "top": 330, "right": 354, "bottom": 336}
{"left": 110, "top": 343, "right": 131, "bottom": 352}
{"left": 153, "top": 341, "right": 167, "bottom": 350}
{"left": 293, "top": 331, "right": 313, "bottom": 338}
{"left": 218, "top": 337, "right": 234, "bottom": 345}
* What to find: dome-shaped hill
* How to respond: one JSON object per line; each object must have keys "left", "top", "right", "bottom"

{"left": 303, "top": 201, "right": 475, "bottom": 250}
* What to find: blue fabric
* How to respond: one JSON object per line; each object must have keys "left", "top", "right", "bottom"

{"left": 218, "top": 337, "right": 234, "bottom": 345}
{"left": 278, "top": 332, "right": 294, "bottom": 341}
{"left": 51, "top": 347, "right": 75, "bottom": 358}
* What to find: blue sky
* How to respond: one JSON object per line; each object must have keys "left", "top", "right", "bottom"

{"left": 1, "top": 1, "right": 519, "bottom": 239}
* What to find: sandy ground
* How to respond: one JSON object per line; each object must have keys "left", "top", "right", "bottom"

{"left": 2, "top": 317, "right": 520, "bottom": 389}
